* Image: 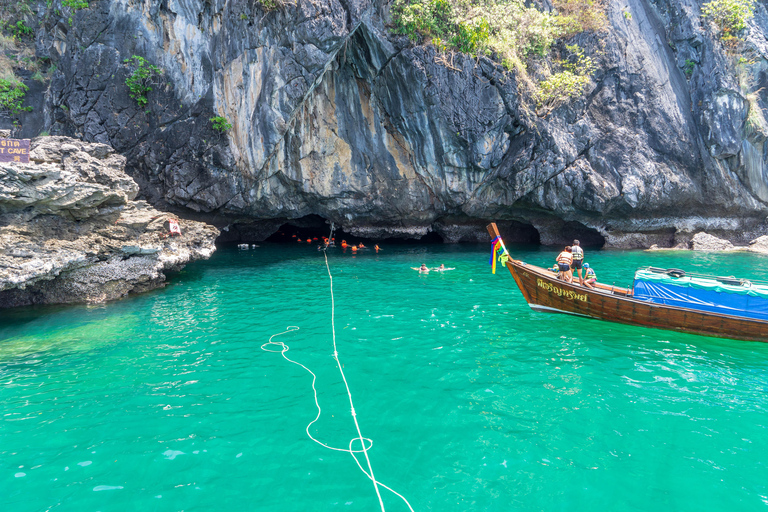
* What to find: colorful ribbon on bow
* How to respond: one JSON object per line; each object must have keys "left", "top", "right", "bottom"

{"left": 489, "top": 236, "right": 508, "bottom": 274}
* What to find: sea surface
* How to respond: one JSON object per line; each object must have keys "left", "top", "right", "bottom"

{"left": 3, "top": 243, "right": 768, "bottom": 511}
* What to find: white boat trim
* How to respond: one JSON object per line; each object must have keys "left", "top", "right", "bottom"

{"left": 529, "top": 303, "right": 592, "bottom": 318}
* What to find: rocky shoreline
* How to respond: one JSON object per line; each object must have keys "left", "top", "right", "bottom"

{"left": 2, "top": 129, "right": 767, "bottom": 310}
{"left": 0, "top": 136, "right": 218, "bottom": 308}
{"left": 647, "top": 232, "right": 768, "bottom": 254}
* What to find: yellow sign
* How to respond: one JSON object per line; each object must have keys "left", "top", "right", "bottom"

{"left": 537, "top": 279, "right": 588, "bottom": 301}
{"left": 0, "top": 138, "right": 30, "bottom": 163}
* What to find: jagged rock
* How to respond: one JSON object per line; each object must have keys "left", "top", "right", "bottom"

{"left": 748, "top": 235, "right": 768, "bottom": 254}
{"left": 690, "top": 232, "right": 735, "bottom": 251}
{"left": 0, "top": 136, "right": 218, "bottom": 308}
{"left": 5, "top": 0, "right": 768, "bottom": 246}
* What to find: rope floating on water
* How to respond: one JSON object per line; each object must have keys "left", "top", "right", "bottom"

{"left": 261, "top": 248, "right": 413, "bottom": 512}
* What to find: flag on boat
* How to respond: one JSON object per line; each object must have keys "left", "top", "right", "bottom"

{"left": 489, "top": 236, "right": 508, "bottom": 274}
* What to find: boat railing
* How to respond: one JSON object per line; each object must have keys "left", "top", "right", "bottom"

{"left": 638, "top": 266, "right": 768, "bottom": 288}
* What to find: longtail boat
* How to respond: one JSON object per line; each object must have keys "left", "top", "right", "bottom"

{"left": 486, "top": 223, "right": 768, "bottom": 342}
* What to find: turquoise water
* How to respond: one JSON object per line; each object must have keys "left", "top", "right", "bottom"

{"left": 3, "top": 243, "right": 768, "bottom": 511}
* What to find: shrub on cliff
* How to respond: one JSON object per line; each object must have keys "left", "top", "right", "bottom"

{"left": 537, "top": 45, "right": 595, "bottom": 113}
{"left": 210, "top": 116, "right": 232, "bottom": 133}
{"left": 0, "top": 77, "right": 32, "bottom": 115}
{"left": 391, "top": 0, "right": 453, "bottom": 41}
{"left": 124, "top": 56, "right": 163, "bottom": 108}
{"left": 389, "top": 0, "right": 605, "bottom": 114}
{"left": 702, "top": 0, "right": 755, "bottom": 36}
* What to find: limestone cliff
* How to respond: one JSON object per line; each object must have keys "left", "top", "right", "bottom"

{"left": 0, "top": 136, "right": 218, "bottom": 308}
{"left": 4, "top": 0, "right": 768, "bottom": 246}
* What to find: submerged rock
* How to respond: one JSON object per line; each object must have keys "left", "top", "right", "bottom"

{"left": 0, "top": 137, "right": 218, "bottom": 308}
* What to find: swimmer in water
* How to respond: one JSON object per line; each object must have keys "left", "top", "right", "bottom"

{"left": 412, "top": 263, "right": 430, "bottom": 273}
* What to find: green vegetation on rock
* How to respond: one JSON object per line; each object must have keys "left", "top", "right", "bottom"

{"left": 390, "top": 0, "right": 605, "bottom": 113}
{"left": 257, "top": 0, "right": 282, "bottom": 12}
{"left": 0, "top": 77, "right": 32, "bottom": 115}
{"left": 124, "top": 55, "right": 163, "bottom": 108}
{"left": 537, "top": 44, "right": 595, "bottom": 111}
{"left": 62, "top": 0, "right": 89, "bottom": 26}
{"left": 702, "top": 0, "right": 754, "bottom": 36}
{"left": 210, "top": 116, "right": 232, "bottom": 133}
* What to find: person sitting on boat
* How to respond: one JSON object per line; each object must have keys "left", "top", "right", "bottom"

{"left": 583, "top": 263, "right": 597, "bottom": 289}
{"left": 556, "top": 246, "right": 573, "bottom": 283}
{"left": 571, "top": 240, "right": 585, "bottom": 285}
{"left": 550, "top": 264, "right": 559, "bottom": 273}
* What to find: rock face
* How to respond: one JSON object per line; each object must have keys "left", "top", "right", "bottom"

{"left": 690, "top": 232, "right": 735, "bottom": 251}
{"left": 5, "top": 0, "right": 768, "bottom": 246}
{"left": 0, "top": 136, "right": 218, "bottom": 308}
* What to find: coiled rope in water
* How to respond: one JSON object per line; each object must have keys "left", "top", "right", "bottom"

{"left": 261, "top": 249, "right": 413, "bottom": 512}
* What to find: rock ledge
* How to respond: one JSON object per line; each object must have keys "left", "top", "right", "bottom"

{"left": 0, "top": 136, "right": 219, "bottom": 308}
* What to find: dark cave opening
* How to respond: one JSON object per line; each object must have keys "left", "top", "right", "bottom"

{"left": 495, "top": 220, "right": 541, "bottom": 245}
{"left": 556, "top": 221, "right": 606, "bottom": 248}
{"left": 219, "top": 215, "right": 604, "bottom": 248}
{"left": 264, "top": 216, "right": 445, "bottom": 245}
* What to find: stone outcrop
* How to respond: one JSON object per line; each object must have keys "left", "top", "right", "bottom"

{"left": 648, "top": 231, "right": 768, "bottom": 253}
{"left": 3, "top": 0, "right": 768, "bottom": 246}
{"left": 690, "top": 232, "right": 735, "bottom": 251}
{"left": 0, "top": 136, "right": 218, "bottom": 308}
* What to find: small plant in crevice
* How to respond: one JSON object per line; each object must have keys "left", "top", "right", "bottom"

{"left": 683, "top": 59, "right": 696, "bottom": 78}
{"left": 62, "top": 0, "right": 89, "bottom": 26}
{"left": 210, "top": 116, "right": 232, "bottom": 133}
{"left": 0, "top": 78, "right": 32, "bottom": 115}
{"left": 258, "top": 0, "right": 283, "bottom": 12}
{"left": 12, "top": 20, "right": 34, "bottom": 38}
{"left": 124, "top": 55, "right": 163, "bottom": 108}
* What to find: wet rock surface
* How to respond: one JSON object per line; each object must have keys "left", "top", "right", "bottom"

{"left": 4, "top": 0, "right": 768, "bottom": 246}
{"left": 0, "top": 137, "right": 218, "bottom": 308}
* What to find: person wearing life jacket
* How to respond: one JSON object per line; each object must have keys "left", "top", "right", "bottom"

{"left": 351, "top": 245, "right": 358, "bottom": 253}
{"left": 358, "top": 242, "right": 366, "bottom": 249}
{"left": 556, "top": 246, "right": 573, "bottom": 283}
{"left": 374, "top": 244, "right": 380, "bottom": 252}
{"left": 583, "top": 263, "right": 597, "bottom": 289}
{"left": 341, "top": 240, "right": 348, "bottom": 248}
{"left": 570, "top": 239, "right": 585, "bottom": 285}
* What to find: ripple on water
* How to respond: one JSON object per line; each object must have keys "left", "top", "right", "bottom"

{"left": 2, "top": 244, "right": 768, "bottom": 511}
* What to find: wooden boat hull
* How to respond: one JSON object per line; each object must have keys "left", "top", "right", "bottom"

{"left": 488, "top": 224, "right": 768, "bottom": 342}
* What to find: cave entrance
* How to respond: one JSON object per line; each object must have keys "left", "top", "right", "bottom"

{"left": 266, "top": 215, "right": 334, "bottom": 244}
{"left": 556, "top": 221, "right": 605, "bottom": 248}
{"left": 266, "top": 216, "right": 445, "bottom": 245}
{"left": 496, "top": 220, "right": 541, "bottom": 245}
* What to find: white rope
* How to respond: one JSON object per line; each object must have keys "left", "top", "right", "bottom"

{"left": 261, "top": 251, "right": 414, "bottom": 511}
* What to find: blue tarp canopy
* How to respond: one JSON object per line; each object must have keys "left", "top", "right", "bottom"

{"left": 633, "top": 269, "right": 768, "bottom": 321}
